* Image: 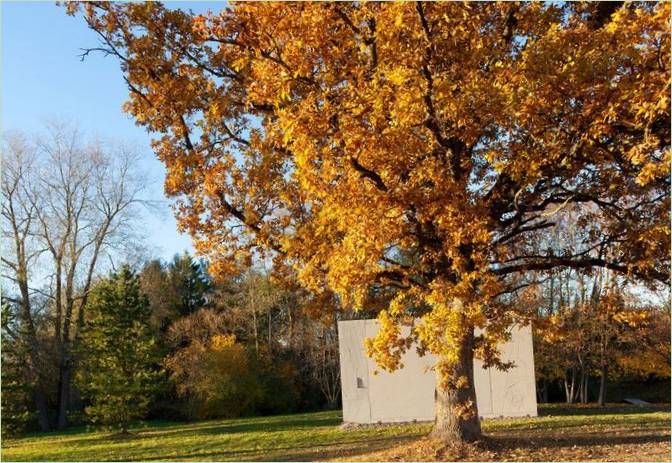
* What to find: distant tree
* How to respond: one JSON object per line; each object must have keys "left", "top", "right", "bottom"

{"left": 167, "top": 253, "right": 213, "bottom": 317}
{"left": 1, "top": 299, "right": 35, "bottom": 436}
{"left": 76, "top": 266, "right": 162, "bottom": 433}
{"left": 301, "top": 318, "right": 341, "bottom": 409}
{"left": 1, "top": 135, "right": 52, "bottom": 430}
{"left": 534, "top": 270, "right": 663, "bottom": 405}
{"left": 216, "top": 271, "right": 283, "bottom": 354}
{"left": 139, "top": 259, "right": 178, "bottom": 332}
{"left": 139, "top": 253, "right": 212, "bottom": 331}
{"left": 614, "top": 304, "right": 671, "bottom": 382}
{"left": 214, "top": 271, "right": 341, "bottom": 408}
{"left": 164, "top": 273, "right": 342, "bottom": 415}
{"left": 1, "top": 124, "right": 147, "bottom": 429}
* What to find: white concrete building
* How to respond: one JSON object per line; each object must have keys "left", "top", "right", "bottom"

{"left": 338, "top": 320, "right": 538, "bottom": 423}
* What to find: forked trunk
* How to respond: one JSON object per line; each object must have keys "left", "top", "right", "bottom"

{"left": 431, "top": 328, "right": 481, "bottom": 443}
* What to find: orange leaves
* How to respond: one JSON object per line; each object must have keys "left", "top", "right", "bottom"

{"left": 365, "top": 309, "right": 409, "bottom": 372}
{"left": 191, "top": 15, "right": 209, "bottom": 42}
{"left": 71, "top": 2, "right": 670, "bottom": 385}
{"left": 210, "top": 333, "right": 238, "bottom": 351}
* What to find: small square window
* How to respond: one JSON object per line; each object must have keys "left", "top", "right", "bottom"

{"left": 356, "top": 377, "right": 365, "bottom": 388}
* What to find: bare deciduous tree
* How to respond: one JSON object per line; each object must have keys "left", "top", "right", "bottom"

{"left": 1, "top": 122, "right": 148, "bottom": 429}
{"left": 1, "top": 134, "right": 51, "bottom": 431}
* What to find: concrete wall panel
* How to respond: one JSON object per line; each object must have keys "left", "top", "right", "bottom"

{"left": 338, "top": 320, "right": 371, "bottom": 423}
{"left": 485, "top": 324, "right": 538, "bottom": 418}
{"left": 338, "top": 320, "right": 537, "bottom": 423}
{"left": 364, "top": 322, "right": 435, "bottom": 423}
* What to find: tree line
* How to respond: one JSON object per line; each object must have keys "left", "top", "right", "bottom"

{"left": 532, "top": 267, "right": 669, "bottom": 406}
{"left": 2, "top": 252, "right": 343, "bottom": 435}
{"left": 2, "top": 122, "right": 668, "bottom": 437}
{"left": 1, "top": 126, "right": 342, "bottom": 435}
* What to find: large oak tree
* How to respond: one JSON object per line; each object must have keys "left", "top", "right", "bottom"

{"left": 69, "top": 1, "right": 670, "bottom": 442}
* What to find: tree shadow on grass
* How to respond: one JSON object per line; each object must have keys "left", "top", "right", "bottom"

{"left": 538, "top": 404, "right": 669, "bottom": 417}
{"left": 486, "top": 431, "right": 670, "bottom": 451}
{"left": 197, "top": 415, "right": 342, "bottom": 435}
{"left": 137, "top": 434, "right": 421, "bottom": 462}
{"left": 36, "top": 413, "right": 342, "bottom": 449}
{"left": 125, "top": 414, "right": 341, "bottom": 441}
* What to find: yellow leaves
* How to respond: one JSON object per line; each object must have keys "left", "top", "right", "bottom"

{"left": 451, "top": 398, "right": 477, "bottom": 420}
{"left": 612, "top": 309, "right": 649, "bottom": 328}
{"left": 191, "top": 14, "right": 209, "bottom": 41}
{"left": 414, "top": 296, "right": 471, "bottom": 373}
{"left": 616, "top": 353, "right": 669, "bottom": 378}
{"left": 281, "top": 117, "right": 296, "bottom": 145}
{"left": 387, "top": 67, "right": 409, "bottom": 87}
{"left": 278, "top": 83, "right": 293, "bottom": 103}
{"left": 74, "top": 2, "right": 670, "bottom": 400}
{"left": 604, "top": 20, "right": 619, "bottom": 35}
{"left": 629, "top": 147, "right": 670, "bottom": 186}
{"left": 231, "top": 57, "right": 248, "bottom": 73}
{"left": 365, "top": 310, "right": 407, "bottom": 372}
{"left": 388, "top": 294, "right": 408, "bottom": 317}
{"left": 210, "top": 334, "right": 238, "bottom": 351}
{"left": 636, "top": 161, "right": 665, "bottom": 186}
{"left": 394, "top": 12, "right": 404, "bottom": 28}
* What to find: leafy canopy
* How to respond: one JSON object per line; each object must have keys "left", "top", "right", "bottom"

{"left": 69, "top": 2, "right": 670, "bottom": 381}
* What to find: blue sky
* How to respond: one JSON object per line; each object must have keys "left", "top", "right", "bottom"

{"left": 1, "top": 1, "right": 222, "bottom": 262}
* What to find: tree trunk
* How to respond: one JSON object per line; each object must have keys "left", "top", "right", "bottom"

{"left": 56, "top": 360, "right": 72, "bottom": 429}
{"left": 539, "top": 379, "right": 548, "bottom": 403}
{"left": 252, "top": 307, "right": 259, "bottom": 353}
{"left": 24, "top": 349, "right": 51, "bottom": 431}
{"left": 579, "top": 367, "right": 586, "bottom": 403}
{"left": 268, "top": 307, "right": 272, "bottom": 352}
{"left": 598, "top": 363, "right": 607, "bottom": 406}
{"left": 566, "top": 368, "right": 577, "bottom": 404}
{"left": 33, "top": 387, "right": 51, "bottom": 432}
{"left": 287, "top": 304, "right": 293, "bottom": 349}
{"left": 431, "top": 328, "right": 481, "bottom": 443}
{"left": 571, "top": 368, "right": 578, "bottom": 403}
{"left": 17, "top": 268, "right": 52, "bottom": 431}
{"left": 56, "top": 308, "right": 74, "bottom": 429}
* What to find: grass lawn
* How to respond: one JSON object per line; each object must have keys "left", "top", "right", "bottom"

{"left": 2, "top": 404, "right": 670, "bottom": 461}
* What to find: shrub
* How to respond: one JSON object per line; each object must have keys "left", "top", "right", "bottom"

{"left": 166, "top": 334, "right": 264, "bottom": 420}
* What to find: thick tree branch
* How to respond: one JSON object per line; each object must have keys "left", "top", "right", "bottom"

{"left": 492, "top": 257, "right": 668, "bottom": 284}
{"left": 349, "top": 157, "right": 388, "bottom": 192}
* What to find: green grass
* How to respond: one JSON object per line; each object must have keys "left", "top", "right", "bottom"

{"left": 2, "top": 404, "right": 670, "bottom": 462}
{"left": 1, "top": 411, "right": 428, "bottom": 461}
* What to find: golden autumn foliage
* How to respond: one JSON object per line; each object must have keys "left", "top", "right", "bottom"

{"left": 68, "top": 1, "right": 670, "bottom": 440}
{"left": 165, "top": 330, "right": 263, "bottom": 419}
{"left": 534, "top": 271, "right": 669, "bottom": 404}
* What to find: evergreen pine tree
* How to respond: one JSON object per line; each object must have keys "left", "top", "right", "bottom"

{"left": 1, "top": 300, "right": 36, "bottom": 436}
{"left": 76, "top": 266, "right": 161, "bottom": 433}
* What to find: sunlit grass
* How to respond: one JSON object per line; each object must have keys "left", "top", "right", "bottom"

{"left": 2, "top": 404, "right": 669, "bottom": 461}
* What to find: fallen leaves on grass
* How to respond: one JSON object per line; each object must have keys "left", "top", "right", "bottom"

{"left": 349, "top": 431, "right": 671, "bottom": 462}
